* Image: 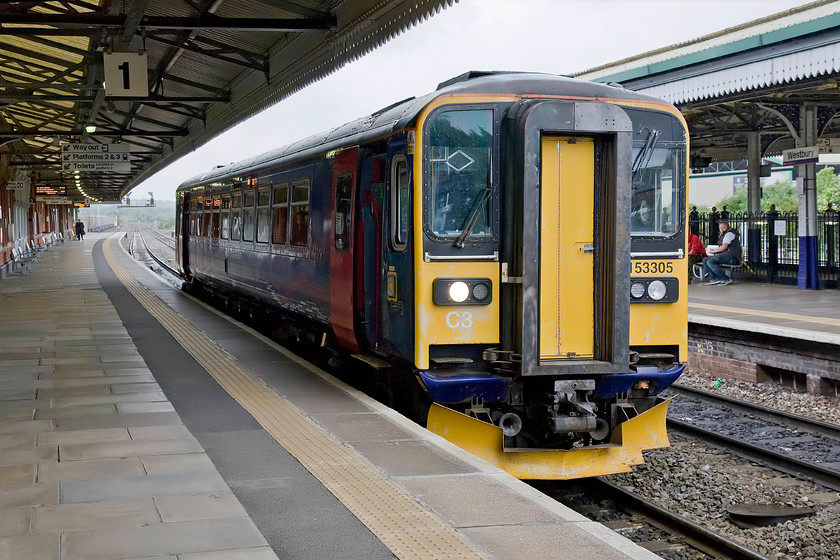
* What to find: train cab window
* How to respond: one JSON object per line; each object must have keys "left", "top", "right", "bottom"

{"left": 220, "top": 194, "right": 231, "bottom": 239}
{"left": 290, "top": 179, "right": 310, "bottom": 247}
{"left": 243, "top": 191, "right": 256, "bottom": 242}
{"left": 256, "top": 187, "right": 271, "bottom": 243}
{"left": 390, "top": 155, "right": 409, "bottom": 251}
{"left": 211, "top": 196, "right": 221, "bottom": 238}
{"left": 427, "top": 109, "right": 494, "bottom": 240}
{"left": 272, "top": 183, "right": 289, "bottom": 245}
{"left": 334, "top": 174, "right": 353, "bottom": 251}
{"left": 631, "top": 142, "right": 681, "bottom": 237}
{"left": 231, "top": 191, "right": 242, "bottom": 241}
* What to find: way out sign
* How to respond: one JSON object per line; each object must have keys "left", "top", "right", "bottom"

{"left": 103, "top": 52, "right": 149, "bottom": 97}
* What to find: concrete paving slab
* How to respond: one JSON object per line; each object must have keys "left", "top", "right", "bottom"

{"left": 32, "top": 498, "right": 160, "bottom": 533}
{"left": 117, "top": 402, "right": 176, "bottom": 414}
{"left": 0, "top": 463, "right": 35, "bottom": 486}
{"left": 179, "top": 548, "right": 279, "bottom": 560}
{"left": 0, "top": 483, "right": 58, "bottom": 508}
{"left": 50, "top": 392, "right": 167, "bottom": 408}
{"left": 463, "top": 523, "right": 638, "bottom": 560}
{"left": 155, "top": 492, "right": 248, "bottom": 522}
{"left": 311, "top": 412, "right": 419, "bottom": 442}
{"left": 351, "top": 440, "right": 479, "bottom": 477}
{"left": 0, "top": 390, "right": 36, "bottom": 402}
{"left": 0, "top": 433, "right": 36, "bottom": 451}
{"left": 37, "top": 457, "right": 145, "bottom": 482}
{"left": 34, "top": 404, "right": 117, "bottom": 420}
{"left": 38, "top": 369, "right": 105, "bottom": 379}
{"left": 52, "top": 411, "right": 181, "bottom": 431}
{"left": 0, "top": 533, "right": 59, "bottom": 560}
{"left": 60, "top": 471, "right": 230, "bottom": 503}
{"left": 0, "top": 419, "right": 52, "bottom": 435}
{"left": 37, "top": 385, "right": 112, "bottom": 399}
{"left": 0, "top": 409, "right": 35, "bottom": 423}
{"left": 111, "top": 382, "right": 164, "bottom": 394}
{"left": 0, "top": 445, "right": 57, "bottom": 468}
{"left": 52, "top": 374, "right": 155, "bottom": 387}
{"left": 63, "top": 517, "right": 268, "bottom": 560}
{"left": 128, "top": 425, "right": 195, "bottom": 441}
{"left": 0, "top": 506, "right": 30, "bottom": 537}
{"left": 37, "top": 427, "right": 130, "bottom": 446}
{"left": 59, "top": 437, "right": 204, "bottom": 461}
{"left": 139, "top": 453, "right": 217, "bottom": 475}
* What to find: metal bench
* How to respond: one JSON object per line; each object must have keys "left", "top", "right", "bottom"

{"left": 11, "top": 246, "right": 36, "bottom": 274}
{"left": 692, "top": 261, "right": 742, "bottom": 282}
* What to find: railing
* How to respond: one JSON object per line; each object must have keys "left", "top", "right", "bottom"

{"left": 688, "top": 211, "right": 840, "bottom": 286}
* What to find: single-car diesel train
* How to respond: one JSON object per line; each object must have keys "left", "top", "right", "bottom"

{"left": 176, "top": 71, "right": 688, "bottom": 479}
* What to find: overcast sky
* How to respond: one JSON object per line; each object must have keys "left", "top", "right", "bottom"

{"left": 132, "top": 0, "right": 817, "bottom": 202}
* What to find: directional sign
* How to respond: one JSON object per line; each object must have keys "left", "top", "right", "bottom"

{"left": 63, "top": 162, "right": 132, "bottom": 173}
{"left": 783, "top": 146, "right": 819, "bottom": 166}
{"left": 63, "top": 152, "right": 130, "bottom": 163}
{"left": 36, "top": 196, "right": 73, "bottom": 205}
{"left": 62, "top": 143, "right": 131, "bottom": 153}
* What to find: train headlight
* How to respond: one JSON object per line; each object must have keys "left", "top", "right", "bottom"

{"left": 449, "top": 281, "right": 470, "bottom": 302}
{"left": 433, "top": 278, "right": 493, "bottom": 305}
{"left": 647, "top": 280, "right": 667, "bottom": 301}
{"left": 628, "top": 277, "right": 679, "bottom": 303}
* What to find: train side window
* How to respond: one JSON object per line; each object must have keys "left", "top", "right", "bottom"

{"left": 290, "top": 179, "right": 310, "bottom": 247}
{"left": 211, "top": 195, "right": 221, "bottom": 238}
{"left": 334, "top": 174, "right": 353, "bottom": 252}
{"left": 272, "top": 183, "right": 289, "bottom": 245}
{"left": 231, "top": 191, "right": 242, "bottom": 241}
{"left": 202, "top": 196, "right": 212, "bottom": 237}
{"left": 189, "top": 198, "right": 198, "bottom": 235}
{"left": 390, "top": 155, "right": 409, "bottom": 251}
{"left": 256, "top": 187, "right": 271, "bottom": 243}
{"left": 220, "top": 194, "right": 231, "bottom": 239}
{"left": 243, "top": 190, "right": 256, "bottom": 242}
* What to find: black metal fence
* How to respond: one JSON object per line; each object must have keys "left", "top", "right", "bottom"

{"left": 689, "top": 211, "right": 840, "bottom": 286}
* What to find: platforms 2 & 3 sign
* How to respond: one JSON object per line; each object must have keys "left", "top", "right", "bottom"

{"left": 62, "top": 143, "right": 132, "bottom": 172}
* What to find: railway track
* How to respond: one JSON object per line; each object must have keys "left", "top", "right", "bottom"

{"left": 128, "top": 224, "right": 182, "bottom": 280}
{"left": 538, "top": 478, "right": 772, "bottom": 560}
{"left": 667, "top": 384, "right": 840, "bottom": 491}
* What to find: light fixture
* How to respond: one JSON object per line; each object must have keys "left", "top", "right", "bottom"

{"left": 85, "top": 124, "right": 97, "bottom": 133}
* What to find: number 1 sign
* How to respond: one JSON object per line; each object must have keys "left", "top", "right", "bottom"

{"left": 103, "top": 52, "right": 149, "bottom": 97}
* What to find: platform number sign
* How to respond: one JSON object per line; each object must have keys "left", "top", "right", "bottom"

{"left": 103, "top": 52, "right": 149, "bottom": 98}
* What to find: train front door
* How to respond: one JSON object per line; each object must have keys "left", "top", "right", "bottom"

{"left": 537, "top": 136, "right": 595, "bottom": 362}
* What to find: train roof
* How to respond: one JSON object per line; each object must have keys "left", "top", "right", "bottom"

{"left": 178, "top": 72, "right": 665, "bottom": 189}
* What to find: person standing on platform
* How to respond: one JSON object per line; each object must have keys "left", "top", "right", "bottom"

{"left": 75, "top": 219, "right": 85, "bottom": 241}
{"left": 689, "top": 206, "right": 700, "bottom": 235}
{"left": 720, "top": 205, "right": 730, "bottom": 221}
{"left": 709, "top": 206, "right": 720, "bottom": 244}
{"left": 702, "top": 220, "right": 741, "bottom": 285}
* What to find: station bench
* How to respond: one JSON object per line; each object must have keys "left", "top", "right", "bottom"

{"left": 692, "top": 261, "right": 743, "bottom": 283}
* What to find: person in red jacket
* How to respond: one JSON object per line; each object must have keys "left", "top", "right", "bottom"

{"left": 688, "top": 232, "right": 706, "bottom": 283}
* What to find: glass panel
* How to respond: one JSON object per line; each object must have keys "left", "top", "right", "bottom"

{"left": 272, "top": 184, "right": 288, "bottom": 245}
{"left": 211, "top": 196, "right": 221, "bottom": 238}
{"left": 334, "top": 174, "right": 353, "bottom": 251}
{"left": 390, "top": 157, "right": 409, "bottom": 250}
{"left": 243, "top": 208, "right": 255, "bottom": 241}
{"left": 428, "top": 109, "right": 493, "bottom": 238}
{"left": 631, "top": 146, "right": 681, "bottom": 237}
{"left": 257, "top": 207, "right": 270, "bottom": 243}
{"left": 231, "top": 192, "right": 242, "bottom": 241}
{"left": 221, "top": 195, "right": 230, "bottom": 239}
{"left": 291, "top": 180, "right": 310, "bottom": 246}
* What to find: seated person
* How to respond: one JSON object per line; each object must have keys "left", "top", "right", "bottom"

{"left": 688, "top": 233, "right": 706, "bottom": 283}
{"left": 702, "top": 220, "right": 741, "bottom": 286}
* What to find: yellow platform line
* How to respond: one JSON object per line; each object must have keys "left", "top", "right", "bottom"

{"left": 690, "top": 301, "right": 840, "bottom": 329}
{"left": 102, "top": 236, "right": 487, "bottom": 560}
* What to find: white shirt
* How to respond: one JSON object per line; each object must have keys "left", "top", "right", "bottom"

{"left": 720, "top": 231, "right": 735, "bottom": 246}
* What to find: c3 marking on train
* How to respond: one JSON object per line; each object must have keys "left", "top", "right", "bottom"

{"left": 446, "top": 311, "right": 473, "bottom": 329}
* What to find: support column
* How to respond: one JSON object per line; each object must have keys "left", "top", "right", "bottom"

{"left": 798, "top": 104, "right": 819, "bottom": 290}
{"left": 747, "top": 132, "right": 762, "bottom": 264}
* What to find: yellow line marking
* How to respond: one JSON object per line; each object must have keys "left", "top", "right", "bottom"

{"left": 690, "top": 301, "right": 840, "bottom": 329}
{"left": 102, "top": 236, "right": 488, "bottom": 560}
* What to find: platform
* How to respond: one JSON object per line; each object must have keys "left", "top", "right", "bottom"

{"left": 0, "top": 233, "right": 658, "bottom": 560}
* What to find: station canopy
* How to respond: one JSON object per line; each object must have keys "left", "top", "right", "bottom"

{"left": 0, "top": 0, "right": 455, "bottom": 202}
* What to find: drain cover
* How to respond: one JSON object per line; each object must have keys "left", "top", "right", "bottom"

{"left": 727, "top": 503, "right": 815, "bottom": 528}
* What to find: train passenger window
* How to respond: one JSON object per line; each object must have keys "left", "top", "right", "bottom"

{"left": 211, "top": 196, "right": 221, "bottom": 238}
{"left": 427, "top": 109, "right": 493, "bottom": 239}
{"left": 220, "top": 194, "right": 231, "bottom": 239}
{"left": 243, "top": 191, "right": 256, "bottom": 242}
{"left": 231, "top": 191, "right": 242, "bottom": 241}
{"left": 390, "top": 155, "right": 409, "bottom": 251}
{"left": 290, "top": 180, "right": 310, "bottom": 247}
{"left": 256, "top": 187, "right": 270, "bottom": 243}
{"left": 272, "top": 183, "right": 288, "bottom": 245}
{"left": 631, "top": 141, "right": 681, "bottom": 237}
{"left": 334, "top": 174, "right": 353, "bottom": 252}
{"left": 202, "top": 196, "right": 212, "bottom": 237}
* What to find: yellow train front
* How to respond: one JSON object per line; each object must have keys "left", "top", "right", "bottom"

{"left": 411, "top": 72, "right": 688, "bottom": 479}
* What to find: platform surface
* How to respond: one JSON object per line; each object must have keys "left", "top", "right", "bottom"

{"left": 0, "top": 233, "right": 659, "bottom": 560}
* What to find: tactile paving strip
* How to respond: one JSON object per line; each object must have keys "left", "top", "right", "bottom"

{"left": 102, "top": 236, "right": 488, "bottom": 560}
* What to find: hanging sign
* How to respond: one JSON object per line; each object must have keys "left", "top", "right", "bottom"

{"left": 782, "top": 146, "right": 819, "bottom": 166}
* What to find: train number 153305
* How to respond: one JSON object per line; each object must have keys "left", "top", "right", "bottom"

{"left": 633, "top": 261, "right": 673, "bottom": 274}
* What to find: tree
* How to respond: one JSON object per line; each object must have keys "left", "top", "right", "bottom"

{"left": 817, "top": 166, "right": 840, "bottom": 210}
{"left": 761, "top": 180, "right": 797, "bottom": 213}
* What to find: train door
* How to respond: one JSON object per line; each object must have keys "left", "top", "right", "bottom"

{"left": 539, "top": 136, "right": 595, "bottom": 360}
{"left": 177, "top": 191, "right": 189, "bottom": 273}
{"left": 330, "top": 148, "right": 361, "bottom": 352}
{"left": 357, "top": 153, "right": 386, "bottom": 350}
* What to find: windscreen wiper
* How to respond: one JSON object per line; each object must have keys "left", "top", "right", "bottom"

{"left": 454, "top": 185, "right": 493, "bottom": 248}
{"left": 632, "top": 128, "right": 661, "bottom": 184}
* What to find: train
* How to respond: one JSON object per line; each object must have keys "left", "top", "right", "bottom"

{"left": 175, "top": 71, "right": 688, "bottom": 479}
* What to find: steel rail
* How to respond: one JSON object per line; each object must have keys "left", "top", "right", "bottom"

{"left": 137, "top": 225, "right": 183, "bottom": 279}
{"left": 671, "top": 383, "right": 840, "bottom": 441}
{"left": 592, "top": 477, "right": 772, "bottom": 560}
{"left": 668, "top": 418, "right": 840, "bottom": 492}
